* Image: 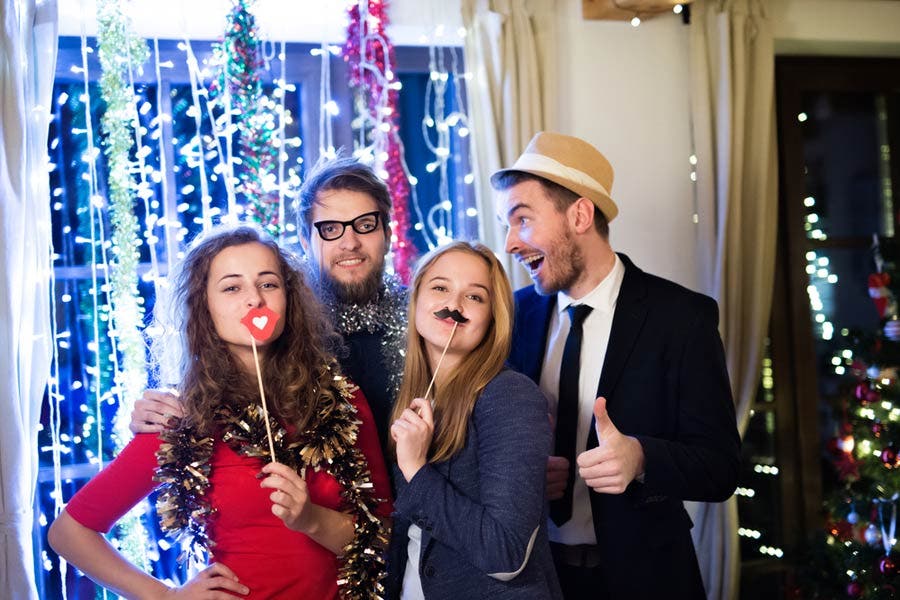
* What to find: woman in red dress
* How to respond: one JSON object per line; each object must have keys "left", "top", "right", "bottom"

{"left": 48, "top": 225, "right": 392, "bottom": 599}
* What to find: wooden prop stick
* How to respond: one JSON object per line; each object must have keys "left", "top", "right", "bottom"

{"left": 422, "top": 307, "right": 469, "bottom": 401}
{"left": 423, "top": 321, "right": 459, "bottom": 401}
{"left": 250, "top": 335, "right": 277, "bottom": 463}
{"left": 240, "top": 306, "right": 281, "bottom": 464}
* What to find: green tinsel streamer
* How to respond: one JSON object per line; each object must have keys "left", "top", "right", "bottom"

{"left": 95, "top": 0, "right": 149, "bottom": 426}
{"left": 95, "top": 0, "right": 151, "bottom": 575}
{"left": 210, "top": 0, "right": 282, "bottom": 235}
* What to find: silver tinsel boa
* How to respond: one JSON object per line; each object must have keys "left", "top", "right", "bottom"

{"left": 324, "top": 274, "right": 409, "bottom": 399}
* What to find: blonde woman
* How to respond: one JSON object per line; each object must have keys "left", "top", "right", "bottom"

{"left": 386, "top": 241, "right": 562, "bottom": 599}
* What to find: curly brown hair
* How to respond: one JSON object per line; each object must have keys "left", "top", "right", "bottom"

{"left": 153, "top": 225, "right": 344, "bottom": 437}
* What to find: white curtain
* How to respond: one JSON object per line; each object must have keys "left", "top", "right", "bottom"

{"left": 460, "top": 0, "right": 556, "bottom": 289}
{"left": 0, "top": 0, "right": 57, "bottom": 597}
{"left": 687, "top": 1, "right": 777, "bottom": 598}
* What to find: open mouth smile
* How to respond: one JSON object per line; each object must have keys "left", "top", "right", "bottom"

{"left": 520, "top": 253, "right": 545, "bottom": 276}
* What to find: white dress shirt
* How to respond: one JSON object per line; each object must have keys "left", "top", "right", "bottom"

{"left": 540, "top": 254, "right": 624, "bottom": 546}
{"left": 401, "top": 524, "right": 426, "bottom": 599}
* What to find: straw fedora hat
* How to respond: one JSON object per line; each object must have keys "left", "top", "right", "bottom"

{"left": 491, "top": 132, "right": 618, "bottom": 222}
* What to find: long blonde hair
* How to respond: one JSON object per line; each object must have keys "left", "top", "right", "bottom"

{"left": 390, "top": 241, "right": 514, "bottom": 462}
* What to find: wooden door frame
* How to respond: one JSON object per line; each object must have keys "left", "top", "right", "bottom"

{"left": 773, "top": 55, "right": 900, "bottom": 552}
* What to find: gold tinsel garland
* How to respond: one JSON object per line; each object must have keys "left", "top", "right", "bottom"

{"left": 154, "top": 377, "right": 388, "bottom": 599}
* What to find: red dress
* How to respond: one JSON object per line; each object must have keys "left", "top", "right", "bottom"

{"left": 65, "top": 390, "right": 392, "bottom": 599}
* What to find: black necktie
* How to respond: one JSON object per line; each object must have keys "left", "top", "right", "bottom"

{"left": 550, "top": 304, "right": 593, "bottom": 527}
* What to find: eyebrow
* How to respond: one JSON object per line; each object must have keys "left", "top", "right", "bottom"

{"left": 427, "top": 275, "right": 490, "bottom": 294}
{"left": 503, "top": 202, "right": 530, "bottom": 221}
{"left": 216, "top": 270, "right": 281, "bottom": 284}
{"left": 317, "top": 212, "right": 378, "bottom": 222}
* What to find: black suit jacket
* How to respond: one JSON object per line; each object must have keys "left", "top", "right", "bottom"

{"left": 509, "top": 253, "right": 741, "bottom": 600}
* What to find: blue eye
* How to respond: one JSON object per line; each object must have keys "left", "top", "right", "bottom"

{"left": 356, "top": 217, "right": 378, "bottom": 233}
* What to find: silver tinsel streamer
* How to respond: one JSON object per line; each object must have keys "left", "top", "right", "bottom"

{"left": 327, "top": 274, "right": 409, "bottom": 399}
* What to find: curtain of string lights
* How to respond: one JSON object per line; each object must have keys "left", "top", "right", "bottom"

{"left": 39, "top": 0, "right": 474, "bottom": 595}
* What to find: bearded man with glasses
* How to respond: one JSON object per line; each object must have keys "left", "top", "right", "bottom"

{"left": 295, "top": 155, "right": 409, "bottom": 445}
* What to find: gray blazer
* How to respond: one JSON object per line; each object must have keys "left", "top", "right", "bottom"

{"left": 386, "top": 369, "right": 562, "bottom": 599}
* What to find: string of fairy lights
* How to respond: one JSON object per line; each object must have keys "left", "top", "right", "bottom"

{"left": 724, "top": 104, "right": 866, "bottom": 567}
{"left": 726, "top": 103, "right": 850, "bottom": 564}
{"left": 40, "top": 0, "right": 475, "bottom": 595}
{"left": 418, "top": 37, "right": 474, "bottom": 247}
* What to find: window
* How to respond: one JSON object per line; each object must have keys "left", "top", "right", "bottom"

{"left": 738, "top": 56, "right": 900, "bottom": 598}
{"left": 38, "top": 34, "right": 472, "bottom": 597}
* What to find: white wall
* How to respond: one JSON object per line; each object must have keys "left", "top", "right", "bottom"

{"left": 548, "top": 0, "right": 900, "bottom": 293}
{"left": 550, "top": 1, "right": 698, "bottom": 290}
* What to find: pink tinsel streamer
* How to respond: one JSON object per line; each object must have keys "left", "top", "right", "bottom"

{"left": 344, "top": 0, "right": 415, "bottom": 283}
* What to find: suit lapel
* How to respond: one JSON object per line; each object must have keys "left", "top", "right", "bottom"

{"left": 596, "top": 254, "right": 649, "bottom": 404}
{"left": 513, "top": 289, "right": 555, "bottom": 382}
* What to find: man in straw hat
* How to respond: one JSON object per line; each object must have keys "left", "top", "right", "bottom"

{"left": 493, "top": 132, "right": 740, "bottom": 600}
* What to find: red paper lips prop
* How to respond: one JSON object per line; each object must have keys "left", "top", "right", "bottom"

{"left": 240, "top": 306, "right": 281, "bottom": 342}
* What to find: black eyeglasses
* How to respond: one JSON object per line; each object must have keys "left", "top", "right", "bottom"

{"left": 312, "top": 211, "right": 382, "bottom": 241}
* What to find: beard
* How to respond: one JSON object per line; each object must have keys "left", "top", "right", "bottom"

{"left": 314, "top": 261, "right": 385, "bottom": 306}
{"left": 533, "top": 228, "right": 585, "bottom": 296}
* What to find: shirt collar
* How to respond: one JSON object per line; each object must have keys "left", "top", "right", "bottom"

{"left": 556, "top": 253, "right": 624, "bottom": 316}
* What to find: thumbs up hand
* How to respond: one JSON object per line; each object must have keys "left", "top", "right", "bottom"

{"left": 576, "top": 396, "right": 645, "bottom": 494}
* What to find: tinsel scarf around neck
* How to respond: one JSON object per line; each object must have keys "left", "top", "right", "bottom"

{"left": 324, "top": 274, "right": 408, "bottom": 399}
{"left": 154, "top": 378, "right": 388, "bottom": 599}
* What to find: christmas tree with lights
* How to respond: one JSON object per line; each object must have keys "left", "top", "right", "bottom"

{"left": 802, "top": 242, "right": 900, "bottom": 599}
